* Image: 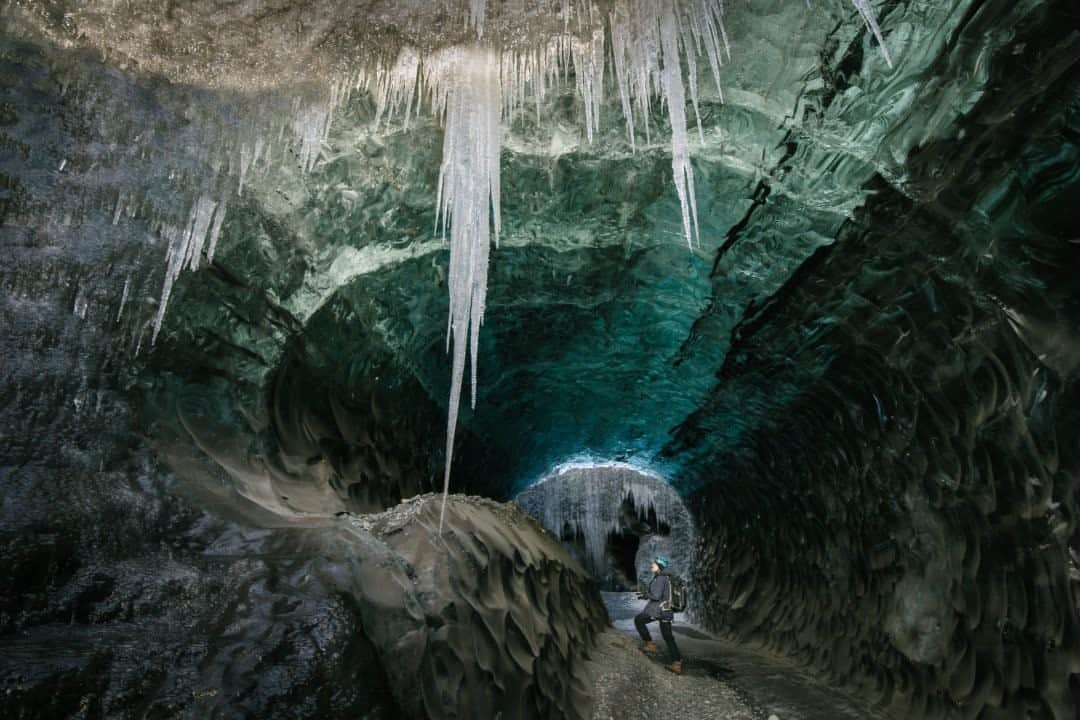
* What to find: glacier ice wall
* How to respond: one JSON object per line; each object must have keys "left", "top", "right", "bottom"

{"left": 666, "top": 2, "right": 1080, "bottom": 716}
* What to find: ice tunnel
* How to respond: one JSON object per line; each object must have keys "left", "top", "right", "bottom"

{"left": 515, "top": 463, "right": 696, "bottom": 592}
{"left": 1, "top": 1, "right": 1079, "bottom": 719}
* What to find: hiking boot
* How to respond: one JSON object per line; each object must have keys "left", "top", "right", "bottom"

{"left": 641, "top": 641, "right": 658, "bottom": 654}
{"left": 670, "top": 660, "right": 682, "bottom": 674}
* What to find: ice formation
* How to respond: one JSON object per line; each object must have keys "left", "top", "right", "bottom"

{"left": 427, "top": 48, "right": 503, "bottom": 530}
{"left": 364, "top": 2, "right": 890, "bottom": 514}
{"left": 130, "top": 0, "right": 892, "bottom": 511}
{"left": 515, "top": 463, "right": 695, "bottom": 581}
{"left": 852, "top": 0, "right": 894, "bottom": 68}
{"left": 292, "top": 100, "right": 335, "bottom": 174}
{"left": 606, "top": 0, "right": 729, "bottom": 247}
{"left": 152, "top": 195, "right": 224, "bottom": 342}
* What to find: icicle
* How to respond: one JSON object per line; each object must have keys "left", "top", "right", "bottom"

{"left": 467, "top": 0, "right": 487, "bottom": 36}
{"left": 185, "top": 195, "right": 218, "bottom": 271}
{"left": 374, "top": 47, "right": 421, "bottom": 129}
{"left": 116, "top": 276, "right": 130, "bottom": 322}
{"left": 152, "top": 194, "right": 218, "bottom": 342}
{"left": 134, "top": 321, "right": 147, "bottom": 358}
{"left": 658, "top": 3, "right": 700, "bottom": 248}
{"left": 570, "top": 28, "right": 606, "bottom": 143}
{"left": 253, "top": 137, "right": 266, "bottom": 170}
{"left": 609, "top": 5, "right": 638, "bottom": 150}
{"left": 292, "top": 103, "right": 331, "bottom": 172}
{"left": 428, "top": 46, "right": 502, "bottom": 531}
{"left": 850, "top": 0, "right": 894, "bottom": 68}
{"left": 686, "top": 38, "right": 705, "bottom": 144}
{"left": 238, "top": 142, "right": 253, "bottom": 195}
{"left": 152, "top": 224, "right": 186, "bottom": 344}
{"left": 112, "top": 191, "right": 125, "bottom": 225}
{"left": 205, "top": 196, "right": 228, "bottom": 263}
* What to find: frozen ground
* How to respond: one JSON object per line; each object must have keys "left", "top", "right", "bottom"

{"left": 595, "top": 592, "right": 891, "bottom": 720}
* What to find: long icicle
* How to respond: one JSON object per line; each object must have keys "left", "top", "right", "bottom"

{"left": 433, "top": 47, "right": 502, "bottom": 532}
{"left": 850, "top": 0, "right": 894, "bottom": 68}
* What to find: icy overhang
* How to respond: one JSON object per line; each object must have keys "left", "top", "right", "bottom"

{"left": 515, "top": 462, "right": 695, "bottom": 591}
{"left": 4, "top": 1, "right": 1007, "bottom": 525}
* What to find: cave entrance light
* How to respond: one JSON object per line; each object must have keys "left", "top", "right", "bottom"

{"left": 514, "top": 461, "right": 695, "bottom": 595}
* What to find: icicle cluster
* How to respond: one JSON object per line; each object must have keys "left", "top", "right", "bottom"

{"left": 292, "top": 99, "right": 336, "bottom": 174}
{"left": 361, "top": 0, "right": 894, "bottom": 519}
{"left": 372, "top": 47, "right": 422, "bottom": 129}
{"left": 147, "top": 73, "right": 358, "bottom": 344}
{"left": 606, "top": 0, "right": 732, "bottom": 247}
{"left": 152, "top": 194, "right": 226, "bottom": 342}
{"left": 135, "top": 0, "right": 892, "bottom": 516}
{"left": 515, "top": 463, "right": 695, "bottom": 577}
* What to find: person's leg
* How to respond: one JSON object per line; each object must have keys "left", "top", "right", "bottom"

{"left": 659, "top": 620, "right": 681, "bottom": 661}
{"left": 633, "top": 612, "right": 653, "bottom": 642}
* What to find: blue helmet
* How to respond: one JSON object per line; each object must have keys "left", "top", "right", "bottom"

{"left": 654, "top": 556, "right": 670, "bottom": 570}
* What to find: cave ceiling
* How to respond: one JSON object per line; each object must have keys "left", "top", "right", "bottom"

{"left": 2, "top": 0, "right": 1077, "bottom": 503}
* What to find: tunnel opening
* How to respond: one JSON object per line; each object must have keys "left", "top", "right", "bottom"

{"left": 603, "top": 499, "right": 676, "bottom": 591}
{"left": 605, "top": 529, "right": 641, "bottom": 590}
{"left": 515, "top": 462, "right": 694, "bottom": 597}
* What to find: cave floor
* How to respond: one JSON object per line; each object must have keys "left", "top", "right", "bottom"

{"left": 596, "top": 592, "right": 891, "bottom": 720}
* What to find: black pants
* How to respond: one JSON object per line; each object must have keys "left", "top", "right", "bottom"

{"left": 634, "top": 612, "right": 680, "bottom": 661}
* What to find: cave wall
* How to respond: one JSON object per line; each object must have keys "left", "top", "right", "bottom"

{"left": 680, "top": 193, "right": 1080, "bottom": 719}
{"left": 669, "top": 4, "right": 1080, "bottom": 716}
{"left": 0, "top": 34, "right": 517, "bottom": 718}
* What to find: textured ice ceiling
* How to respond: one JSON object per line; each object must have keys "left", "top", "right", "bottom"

{"left": 5, "top": 0, "right": 916, "bottom": 494}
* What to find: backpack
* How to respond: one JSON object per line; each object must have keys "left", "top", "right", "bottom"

{"left": 663, "top": 574, "right": 688, "bottom": 613}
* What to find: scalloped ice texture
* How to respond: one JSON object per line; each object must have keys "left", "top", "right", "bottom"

{"left": 337, "top": 495, "right": 610, "bottom": 719}
{"left": 664, "top": 14, "right": 1080, "bottom": 710}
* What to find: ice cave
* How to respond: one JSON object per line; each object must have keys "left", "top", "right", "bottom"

{"left": 1, "top": 1, "right": 1078, "bottom": 718}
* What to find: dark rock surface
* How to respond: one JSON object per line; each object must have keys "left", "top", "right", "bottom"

{"left": 0, "top": 492, "right": 608, "bottom": 719}
{"left": 0, "top": 472, "right": 402, "bottom": 719}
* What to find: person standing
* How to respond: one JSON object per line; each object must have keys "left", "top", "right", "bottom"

{"left": 634, "top": 555, "right": 682, "bottom": 673}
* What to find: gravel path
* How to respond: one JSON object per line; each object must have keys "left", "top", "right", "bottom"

{"left": 591, "top": 592, "right": 891, "bottom": 720}
{"left": 587, "top": 629, "right": 761, "bottom": 720}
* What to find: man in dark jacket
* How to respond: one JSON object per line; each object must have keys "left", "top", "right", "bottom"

{"left": 634, "top": 555, "right": 682, "bottom": 673}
